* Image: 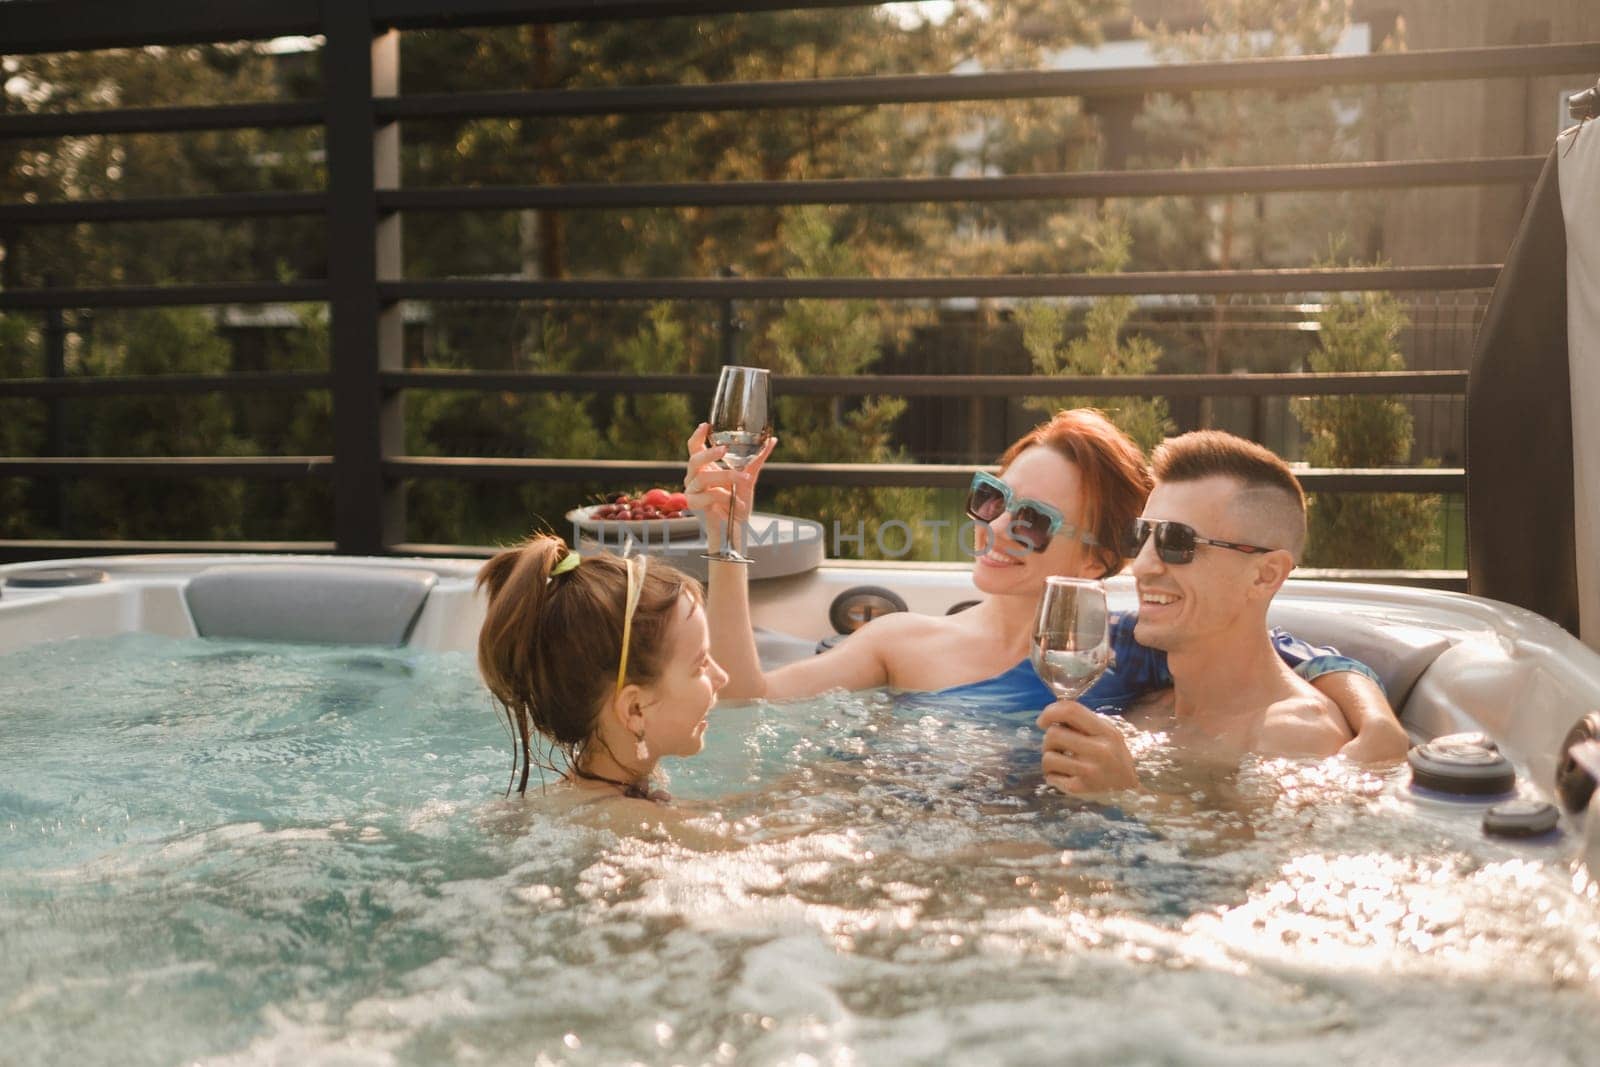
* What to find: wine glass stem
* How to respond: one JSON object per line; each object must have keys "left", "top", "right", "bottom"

{"left": 722, "top": 483, "right": 737, "bottom": 555}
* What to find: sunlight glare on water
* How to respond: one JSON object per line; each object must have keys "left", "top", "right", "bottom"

{"left": 1, "top": 633, "right": 1598, "bottom": 1065}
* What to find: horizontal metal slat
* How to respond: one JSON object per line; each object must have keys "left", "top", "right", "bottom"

{"left": 378, "top": 538, "right": 1469, "bottom": 588}
{"left": 0, "top": 282, "right": 329, "bottom": 310}
{"left": 386, "top": 456, "right": 1465, "bottom": 492}
{"left": 378, "top": 42, "right": 1600, "bottom": 120}
{"left": 382, "top": 266, "right": 1499, "bottom": 302}
{"left": 385, "top": 541, "right": 499, "bottom": 558}
{"left": 0, "top": 192, "right": 327, "bottom": 226}
{"left": 0, "top": 540, "right": 338, "bottom": 564}
{"left": 50, "top": 166, "right": 1503, "bottom": 227}
{"left": 0, "top": 101, "right": 324, "bottom": 140}
{"left": 0, "top": 456, "right": 334, "bottom": 479}
{"left": 0, "top": 0, "right": 322, "bottom": 55}
{"left": 375, "top": 0, "right": 886, "bottom": 29}
{"left": 0, "top": 537, "right": 1465, "bottom": 585}
{"left": 379, "top": 157, "right": 1545, "bottom": 212}
{"left": 380, "top": 369, "right": 1469, "bottom": 398}
{"left": 1295, "top": 469, "right": 1465, "bottom": 493}
{"left": 0, "top": 373, "right": 331, "bottom": 399}
{"left": 376, "top": 542, "right": 1471, "bottom": 588}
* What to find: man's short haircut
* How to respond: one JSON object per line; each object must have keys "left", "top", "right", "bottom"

{"left": 1150, "top": 430, "right": 1307, "bottom": 560}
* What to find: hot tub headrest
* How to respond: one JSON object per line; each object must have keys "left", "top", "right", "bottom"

{"left": 186, "top": 564, "right": 438, "bottom": 646}
{"left": 1265, "top": 603, "right": 1453, "bottom": 710}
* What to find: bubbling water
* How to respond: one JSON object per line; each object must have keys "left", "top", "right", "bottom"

{"left": 1, "top": 634, "right": 1597, "bottom": 1065}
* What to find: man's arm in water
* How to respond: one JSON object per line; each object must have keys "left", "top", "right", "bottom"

{"left": 1309, "top": 669, "right": 1408, "bottom": 762}
{"left": 1039, "top": 675, "right": 1395, "bottom": 797}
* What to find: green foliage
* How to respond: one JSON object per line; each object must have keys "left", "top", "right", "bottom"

{"left": 405, "top": 316, "right": 606, "bottom": 545}
{"left": 603, "top": 303, "right": 697, "bottom": 461}
{"left": 390, "top": 5, "right": 1124, "bottom": 547}
{"left": 2, "top": 45, "right": 323, "bottom": 290}
{"left": 398, "top": 6, "right": 1118, "bottom": 287}
{"left": 758, "top": 208, "right": 935, "bottom": 559}
{"left": 0, "top": 15, "right": 1126, "bottom": 548}
{"left": 242, "top": 305, "right": 333, "bottom": 539}
{"left": 2, "top": 44, "right": 323, "bottom": 542}
{"left": 1126, "top": 0, "right": 1408, "bottom": 430}
{"left": 0, "top": 313, "right": 44, "bottom": 536}
{"left": 0, "top": 11, "right": 1432, "bottom": 564}
{"left": 1017, "top": 220, "right": 1171, "bottom": 451}
{"left": 1290, "top": 288, "right": 1440, "bottom": 567}
{"left": 65, "top": 308, "right": 253, "bottom": 539}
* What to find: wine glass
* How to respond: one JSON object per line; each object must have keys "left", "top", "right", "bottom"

{"left": 1031, "top": 577, "right": 1111, "bottom": 701}
{"left": 701, "top": 365, "right": 772, "bottom": 564}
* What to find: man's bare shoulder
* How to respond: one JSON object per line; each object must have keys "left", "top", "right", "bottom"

{"left": 1254, "top": 690, "right": 1353, "bottom": 757}
{"left": 1123, "top": 686, "right": 1175, "bottom": 730}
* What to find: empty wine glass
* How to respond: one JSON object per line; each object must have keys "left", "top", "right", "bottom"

{"left": 701, "top": 364, "right": 772, "bottom": 564}
{"left": 1031, "top": 577, "right": 1111, "bottom": 700}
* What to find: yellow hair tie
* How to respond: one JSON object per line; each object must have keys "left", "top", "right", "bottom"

{"left": 615, "top": 553, "right": 648, "bottom": 694}
{"left": 549, "top": 550, "right": 582, "bottom": 578}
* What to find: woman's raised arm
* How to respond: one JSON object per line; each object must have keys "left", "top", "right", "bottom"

{"left": 686, "top": 423, "right": 894, "bottom": 702}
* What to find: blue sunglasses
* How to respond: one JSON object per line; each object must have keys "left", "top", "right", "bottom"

{"left": 966, "top": 471, "right": 1099, "bottom": 554}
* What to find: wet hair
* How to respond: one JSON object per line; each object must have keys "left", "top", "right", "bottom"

{"left": 475, "top": 534, "right": 703, "bottom": 795}
{"left": 1150, "top": 430, "right": 1307, "bottom": 559}
{"left": 997, "top": 408, "right": 1154, "bottom": 577}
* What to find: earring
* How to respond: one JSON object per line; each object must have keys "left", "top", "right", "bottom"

{"left": 634, "top": 731, "right": 650, "bottom": 762}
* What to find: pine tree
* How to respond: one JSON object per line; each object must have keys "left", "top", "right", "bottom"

{"left": 1290, "top": 287, "right": 1439, "bottom": 567}
{"left": 404, "top": 315, "right": 606, "bottom": 546}
{"left": 758, "top": 207, "right": 935, "bottom": 560}
{"left": 1016, "top": 218, "right": 1171, "bottom": 451}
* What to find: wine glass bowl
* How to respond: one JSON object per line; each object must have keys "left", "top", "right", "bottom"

{"left": 1031, "top": 577, "right": 1111, "bottom": 701}
{"left": 702, "top": 365, "right": 772, "bottom": 564}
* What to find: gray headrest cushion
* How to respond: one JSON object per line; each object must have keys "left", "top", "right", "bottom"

{"left": 186, "top": 564, "right": 437, "bottom": 646}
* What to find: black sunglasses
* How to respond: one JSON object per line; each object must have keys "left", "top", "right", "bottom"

{"left": 1122, "top": 517, "right": 1276, "bottom": 564}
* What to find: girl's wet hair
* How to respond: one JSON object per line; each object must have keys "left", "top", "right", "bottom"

{"left": 475, "top": 534, "right": 703, "bottom": 794}
{"left": 997, "top": 408, "right": 1154, "bottom": 577}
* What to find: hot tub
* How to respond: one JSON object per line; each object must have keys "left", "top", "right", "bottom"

{"left": 3, "top": 554, "right": 1599, "bottom": 1063}
{"left": 3, "top": 552, "right": 1595, "bottom": 777}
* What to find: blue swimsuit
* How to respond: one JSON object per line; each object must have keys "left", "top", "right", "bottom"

{"left": 926, "top": 612, "right": 1381, "bottom": 716}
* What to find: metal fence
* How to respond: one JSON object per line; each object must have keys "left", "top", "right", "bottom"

{"left": 2, "top": 0, "right": 1596, "bottom": 584}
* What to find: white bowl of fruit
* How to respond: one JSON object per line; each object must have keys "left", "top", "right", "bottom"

{"left": 565, "top": 488, "right": 703, "bottom": 539}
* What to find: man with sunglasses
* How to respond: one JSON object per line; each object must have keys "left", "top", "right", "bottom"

{"left": 1039, "top": 430, "right": 1363, "bottom": 796}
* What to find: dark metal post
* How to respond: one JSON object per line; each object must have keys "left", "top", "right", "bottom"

{"left": 1085, "top": 96, "right": 1141, "bottom": 174}
{"left": 1365, "top": 9, "right": 1399, "bottom": 262}
{"left": 324, "top": 2, "right": 404, "bottom": 554}
{"left": 717, "top": 266, "right": 738, "bottom": 366}
{"left": 42, "top": 298, "right": 67, "bottom": 532}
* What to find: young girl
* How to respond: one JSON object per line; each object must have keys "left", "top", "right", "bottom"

{"left": 476, "top": 534, "right": 729, "bottom": 802}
